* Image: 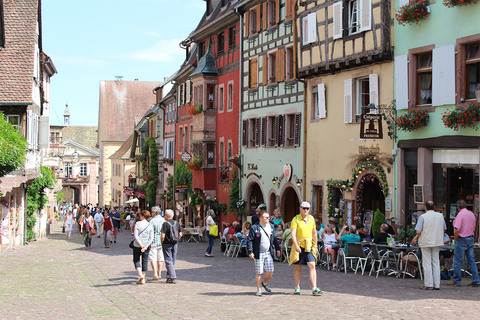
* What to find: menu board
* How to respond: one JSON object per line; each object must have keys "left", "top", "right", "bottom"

{"left": 414, "top": 185, "right": 424, "bottom": 204}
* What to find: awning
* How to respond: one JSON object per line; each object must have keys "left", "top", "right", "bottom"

{"left": 125, "top": 198, "right": 139, "bottom": 204}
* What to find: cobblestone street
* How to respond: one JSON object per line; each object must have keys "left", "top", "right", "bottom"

{"left": 1, "top": 224, "right": 479, "bottom": 320}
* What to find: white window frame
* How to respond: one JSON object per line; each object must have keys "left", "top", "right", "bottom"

{"left": 80, "top": 163, "right": 87, "bottom": 177}
{"left": 227, "top": 81, "right": 234, "bottom": 111}
{"left": 6, "top": 114, "right": 20, "bottom": 130}
{"left": 302, "top": 12, "right": 317, "bottom": 45}
{"left": 218, "top": 84, "right": 225, "bottom": 113}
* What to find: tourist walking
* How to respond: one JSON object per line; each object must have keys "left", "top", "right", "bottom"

{"left": 149, "top": 206, "right": 165, "bottom": 280}
{"left": 246, "top": 210, "right": 281, "bottom": 296}
{"left": 81, "top": 209, "right": 95, "bottom": 249}
{"left": 63, "top": 210, "right": 75, "bottom": 239}
{"left": 448, "top": 199, "right": 480, "bottom": 287}
{"left": 133, "top": 210, "right": 153, "bottom": 285}
{"left": 205, "top": 209, "right": 215, "bottom": 257}
{"left": 102, "top": 211, "right": 113, "bottom": 248}
{"left": 94, "top": 209, "right": 103, "bottom": 237}
{"left": 109, "top": 208, "right": 121, "bottom": 243}
{"left": 161, "top": 209, "right": 182, "bottom": 284}
{"left": 290, "top": 201, "right": 322, "bottom": 295}
{"left": 413, "top": 200, "right": 446, "bottom": 290}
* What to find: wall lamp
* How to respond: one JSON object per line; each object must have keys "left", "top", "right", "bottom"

{"left": 296, "top": 179, "right": 303, "bottom": 188}
{"left": 272, "top": 176, "right": 278, "bottom": 184}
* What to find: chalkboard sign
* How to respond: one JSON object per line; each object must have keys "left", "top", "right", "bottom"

{"left": 414, "top": 185, "right": 424, "bottom": 204}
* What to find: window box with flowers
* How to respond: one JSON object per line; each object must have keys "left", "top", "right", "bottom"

{"left": 441, "top": 102, "right": 479, "bottom": 131}
{"left": 396, "top": 108, "right": 430, "bottom": 132}
{"left": 395, "top": 0, "right": 430, "bottom": 26}
{"left": 187, "top": 155, "right": 203, "bottom": 170}
{"left": 443, "top": 0, "right": 478, "bottom": 8}
{"left": 188, "top": 103, "right": 203, "bottom": 116}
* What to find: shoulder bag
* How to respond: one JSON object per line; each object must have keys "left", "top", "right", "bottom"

{"left": 129, "top": 223, "right": 150, "bottom": 249}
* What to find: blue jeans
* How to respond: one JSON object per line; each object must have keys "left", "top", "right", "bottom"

{"left": 163, "top": 243, "right": 178, "bottom": 279}
{"left": 453, "top": 237, "right": 480, "bottom": 284}
{"left": 206, "top": 233, "right": 214, "bottom": 254}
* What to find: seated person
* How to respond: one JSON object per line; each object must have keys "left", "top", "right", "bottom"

{"left": 336, "top": 225, "right": 361, "bottom": 255}
{"left": 316, "top": 220, "right": 325, "bottom": 239}
{"left": 227, "top": 221, "right": 239, "bottom": 236}
{"left": 373, "top": 224, "right": 389, "bottom": 244}
{"left": 234, "top": 224, "right": 246, "bottom": 246}
{"left": 281, "top": 222, "right": 292, "bottom": 261}
{"left": 242, "top": 221, "right": 252, "bottom": 237}
{"left": 321, "top": 225, "right": 339, "bottom": 268}
{"left": 439, "top": 233, "right": 453, "bottom": 271}
{"left": 275, "top": 223, "right": 284, "bottom": 240}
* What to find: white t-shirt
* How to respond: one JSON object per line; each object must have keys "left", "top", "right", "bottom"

{"left": 94, "top": 213, "right": 103, "bottom": 224}
{"left": 322, "top": 233, "right": 337, "bottom": 249}
{"left": 206, "top": 216, "right": 214, "bottom": 231}
{"left": 65, "top": 213, "right": 74, "bottom": 225}
{"left": 259, "top": 223, "right": 272, "bottom": 252}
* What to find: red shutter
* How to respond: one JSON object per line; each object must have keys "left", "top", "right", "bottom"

{"left": 263, "top": 54, "right": 268, "bottom": 86}
{"left": 274, "top": 116, "right": 279, "bottom": 146}
{"left": 286, "top": 0, "right": 293, "bottom": 21}
{"left": 245, "top": 10, "right": 250, "bottom": 38}
{"left": 261, "top": 117, "right": 267, "bottom": 146}
{"left": 276, "top": 48, "right": 285, "bottom": 82}
{"left": 278, "top": 114, "right": 285, "bottom": 147}
{"left": 255, "top": 118, "right": 261, "bottom": 147}
{"left": 275, "top": 0, "right": 280, "bottom": 25}
{"left": 294, "top": 113, "right": 301, "bottom": 146}
{"left": 256, "top": 5, "right": 261, "bottom": 33}
{"left": 263, "top": 2, "right": 268, "bottom": 31}
{"left": 242, "top": 119, "right": 248, "bottom": 147}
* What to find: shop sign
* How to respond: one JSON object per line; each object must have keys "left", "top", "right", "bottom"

{"left": 175, "top": 185, "right": 187, "bottom": 193}
{"left": 134, "top": 190, "right": 146, "bottom": 199}
{"left": 283, "top": 164, "right": 292, "bottom": 181}
{"left": 42, "top": 157, "right": 60, "bottom": 167}
{"left": 123, "top": 187, "right": 134, "bottom": 195}
{"left": 247, "top": 163, "right": 258, "bottom": 170}
{"left": 360, "top": 114, "right": 383, "bottom": 139}
{"left": 181, "top": 153, "right": 191, "bottom": 162}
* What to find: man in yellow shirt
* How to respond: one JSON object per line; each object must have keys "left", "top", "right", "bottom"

{"left": 290, "top": 201, "right": 323, "bottom": 295}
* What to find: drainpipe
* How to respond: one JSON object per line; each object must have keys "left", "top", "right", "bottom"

{"left": 234, "top": 7, "right": 244, "bottom": 222}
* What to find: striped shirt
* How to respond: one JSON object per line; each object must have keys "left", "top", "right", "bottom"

{"left": 150, "top": 215, "right": 165, "bottom": 246}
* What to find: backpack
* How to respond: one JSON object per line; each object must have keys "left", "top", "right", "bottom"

{"left": 168, "top": 220, "right": 179, "bottom": 242}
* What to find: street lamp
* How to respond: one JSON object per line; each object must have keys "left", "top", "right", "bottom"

{"left": 272, "top": 177, "right": 278, "bottom": 184}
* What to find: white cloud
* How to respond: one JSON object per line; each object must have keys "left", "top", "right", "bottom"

{"left": 129, "top": 39, "right": 184, "bottom": 63}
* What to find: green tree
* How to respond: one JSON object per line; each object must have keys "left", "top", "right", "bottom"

{"left": 371, "top": 209, "right": 386, "bottom": 237}
{"left": 26, "top": 166, "right": 56, "bottom": 241}
{"left": 142, "top": 137, "right": 159, "bottom": 207}
{"left": 228, "top": 168, "right": 244, "bottom": 216}
{"left": 0, "top": 112, "right": 28, "bottom": 178}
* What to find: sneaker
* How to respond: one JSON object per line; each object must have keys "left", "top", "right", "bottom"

{"left": 469, "top": 282, "right": 479, "bottom": 287}
{"left": 312, "top": 287, "right": 323, "bottom": 295}
{"left": 262, "top": 282, "right": 271, "bottom": 293}
{"left": 294, "top": 286, "right": 300, "bottom": 295}
{"left": 166, "top": 278, "right": 172, "bottom": 284}
{"left": 255, "top": 289, "right": 262, "bottom": 296}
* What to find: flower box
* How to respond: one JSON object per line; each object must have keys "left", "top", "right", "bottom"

{"left": 395, "top": 0, "right": 430, "bottom": 26}
{"left": 187, "top": 155, "right": 203, "bottom": 170}
{"left": 443, "top": 0, "right": 477, "bottom": 8}
{"left": 188, "top": 103, "right": 203, "bottom": 116}
{"left": 395, "top": 108, "right": 430, "bottom": 132}
{"left": 441, "top": 102, "right": 480, "bottom": 131}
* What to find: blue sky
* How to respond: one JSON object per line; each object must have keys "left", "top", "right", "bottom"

{"left": 42, "top": 0, "right": 205, "bottom": 126}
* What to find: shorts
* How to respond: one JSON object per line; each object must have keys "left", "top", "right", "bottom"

{"left": 294, "top": 247, "right": 316, "bottom": 265}
{"left": 324, "top": 247, "right": 337, "bottom": 255}
{"left": 149, "top": 245, "right": 165, "bottom": 262}
{"left": 112, "top": 227, "right": 119, "bottom": 235}
{"left": 254, "top": 251, "right": 274, "bottom": 274}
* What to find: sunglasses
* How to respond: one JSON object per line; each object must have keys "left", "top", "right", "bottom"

{"left": 301, "top": 207, "right": 310, "bottom": 210}
{"left": 262, "top": 216, "right": 270, "bottom": 219}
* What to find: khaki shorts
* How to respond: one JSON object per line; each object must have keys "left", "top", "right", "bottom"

{"left": 148, "top": 245, "right": 164, "bottom": 262}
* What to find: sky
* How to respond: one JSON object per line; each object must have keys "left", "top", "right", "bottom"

{"left": 42, "top": 0, "right": 205, "bottom": 126}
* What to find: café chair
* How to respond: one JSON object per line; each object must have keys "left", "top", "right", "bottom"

{"left": 403, "top": 251, "right": 423, "bottom": 280}
{"left": 343, "top": 242, "right": 369, "bottom": 275}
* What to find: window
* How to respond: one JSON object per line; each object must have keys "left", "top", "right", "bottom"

{"left": 266, "top": 116, "right": 277, "bottom": 147}
{"left": 355, "top": 77, "right": 370, "bottom": 122}
{"left": 333, "top": 0, "right": 371, "bottom": 39}
{"left": 199, "top": 41, "right": 205, "bottom": 58}
{"left": 285, "top": 46, "right": 294, "bottom": 80}
{"left": 228, "top": 27, "right": 236, "bottom": 49}
{"left": 227, "top": 83, "right": 233, "bottom": 110}
{"left": 302, "top": 12, "right": 317, "bottom": 45}
{"left": 466, "top": 43, "right": 480, "bottom": 100}
{"left": 217, "top": 32, "right": 224, "bottom": 55}
{"left": 227, "top": 141, "right": 233, "bottom": 168}
{"left": 344, "top": 74, "right": 378, "bottom": 123}
{"left": 267, "top": 0, "right": 279, "bottom": 27}
{"left": 179, "top": 128, "right": 183, "bottom": 153}
{"left": 242, "top": 118, "right": 260, "bottom": 147}
{"left": 247, "top": 7, "right": 259, "bottom": 36}
{"left": 6, "top": 115, "right": 20, "bottom": 130}
{"left": 190, "top": 125, "right": 193, "bottom": 152}
{"left": 267, "top": 52, "right": 277, "bottom": 84}
{"left": 249, "top": 58, "right": 258, "bottom": 89}
{"left": 219, "top": 86, "right": 224, "bottom": 112}
{"left": 207, "top": 143, "right": 215, "bottom": 166}
{"left": 65, "top": 162, "right": 72, "bottom": 178}
{"left": 80, "top": 163, "right": 87, "bottom": 177}
{"left": 219, "top": 141, "right": 224, "bottom": 167}
{"left": 184, "top": 126, "right": 188, "bottom": 152}
{"left": 417, "top": 53, "right": 432, "bottom": 106}
{"left": 347, "top": 0, "right": 359, "bottom": 35}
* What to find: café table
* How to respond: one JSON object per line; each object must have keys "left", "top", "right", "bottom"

{"left": 182, "top": 227, "right": 200, "bottom": 243}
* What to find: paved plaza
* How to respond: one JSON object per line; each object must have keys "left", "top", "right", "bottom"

{"left": 0, "top": 224, "right": 479, "bottom": 320}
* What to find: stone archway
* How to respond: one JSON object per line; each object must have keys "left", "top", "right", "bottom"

{"left": 353, "top": 169, "right": 386, "bottom": 221}
{"left": 245, "top": 180, "right": 264, "bottom": 216}
{"left": 268, "top": 191, "right": 277, "bottom": 215}
{"left": 281, "top": 185, "right": 301, "bottom": 223}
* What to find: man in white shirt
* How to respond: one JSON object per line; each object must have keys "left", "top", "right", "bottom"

{"left": 94, "top": 210, "right": 104, "bottom": 237}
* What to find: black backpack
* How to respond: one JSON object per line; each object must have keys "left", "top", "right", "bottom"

{"left": 167, "top": 220, "right": 179, "bottom": 242}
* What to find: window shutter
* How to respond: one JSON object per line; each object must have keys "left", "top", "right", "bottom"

{"left": 286, "top": 0, "right": 294, "bottom": 20}
{"left": 250, "top": 58, "right": 258, "bottom": 88}
{"left": 369, "top": 73, "right": 379, "bottom": 114}
{"left": 307, "top": 12, "right": 317, "bottom": 44}
{"left": 318, "top": 83, "right": 326, "bottom": 119}
{"left": 302, "top": 17, "right": 308, "bottom": 46}
{"left": 432, "top": 44, "right": 455, "bottom": 106}
{"left": 256, "top": 5, "right": 261, "bottom": 33}
{"left": 359, "top": 0, "right": 371, "bottom": 32}
{"left": 275, "top": 0, "right": 280, "bottom": 25}
{"left": 245, "top": 10, "right": 250, "bottom": 37}
{"left": 263, "top": 2, "right": 268, "bottom": 30}
{"left": 276, "top": 48, "right": 285, "bottom": 82}
{"left": 186, "top": 81, "right": 191, "bottom": 103}
{"left": 261, "top": 117, "right": 267, "bottom": 146}
{"left": 278, "top": 114, "right": 285, "bottom": 147}
{"left": 274, "top": 116, "right": 280, "bottom": 146}
{"left": 394, "top": 54, "right": 408, "bottom": 110}
{"left": 255, "top": 118, "right": 261, "bottom": 147}
{"left": 26, "top": 110, "right": 33, "bottom": 149}
{"left": 34, "top": 113, "right": 39, "bottom": 149}
{"left": 242, "top": 120, "right": 248, "bottom": 147}
{"left": 263, "top": 55, "right": 268, "bottom": 86}
{"left": 333, "top": 1, "right": 343, "bottom": 40}
{"left": 344, "top": 79, "right": 353, "bottom": 123}
{"left": 294, "top": 113, "right": 301, "bottom": 146}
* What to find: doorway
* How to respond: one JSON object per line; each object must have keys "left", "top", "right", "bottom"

{"left": 248, "top": 182, "right": 264, "bottom": 215}
{"left": 282, "top": 187, "right": 300, "bottom": 223}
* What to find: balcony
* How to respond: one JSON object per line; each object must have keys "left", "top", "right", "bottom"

{"left": 62, "top": 175, "right": 90, "bottom": 183}
{"left": 191, "top": 109, "right": 216, "bottom": 141}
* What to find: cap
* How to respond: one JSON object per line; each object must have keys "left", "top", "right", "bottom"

{"left": 300, "top": 201, "right": 311, "bottom": 208}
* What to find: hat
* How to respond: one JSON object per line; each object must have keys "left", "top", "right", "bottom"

{"left": 300, "top": 201, "right": 311, "bottom": 208}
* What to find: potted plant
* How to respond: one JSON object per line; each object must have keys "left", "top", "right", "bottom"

{"left": 443, "top": 0, "right": 477, "bottom": 8}
{"left": 441, "top": 102, "right": 479, "bottom": 131}
{"left": 395, "top": 0, "right": 430, "bottom": 26}
{"left": 395, "top": 108, "right": 430, "bottom": 132}
{"left": 187, "top": 155, "right": 202, "bottom": 170}
{"left": 188, "top": 103, "right": 203, "bottom": 116}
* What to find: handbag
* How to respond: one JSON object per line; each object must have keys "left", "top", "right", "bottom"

{"left": 62, "top": 225, "right": 66, "bottom": 233}
{"left": 91, "top": 226, "right": 96, "bottom": 235}
{"left": 129, "top": 223, "right": 150, "bottom": 249}
{"left": 209, "top": 224, "right": 218, "bottom": 237}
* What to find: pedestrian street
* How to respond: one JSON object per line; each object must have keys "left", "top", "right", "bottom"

{"left": 0, "top": 224, "right": 479, "bottom": 320}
